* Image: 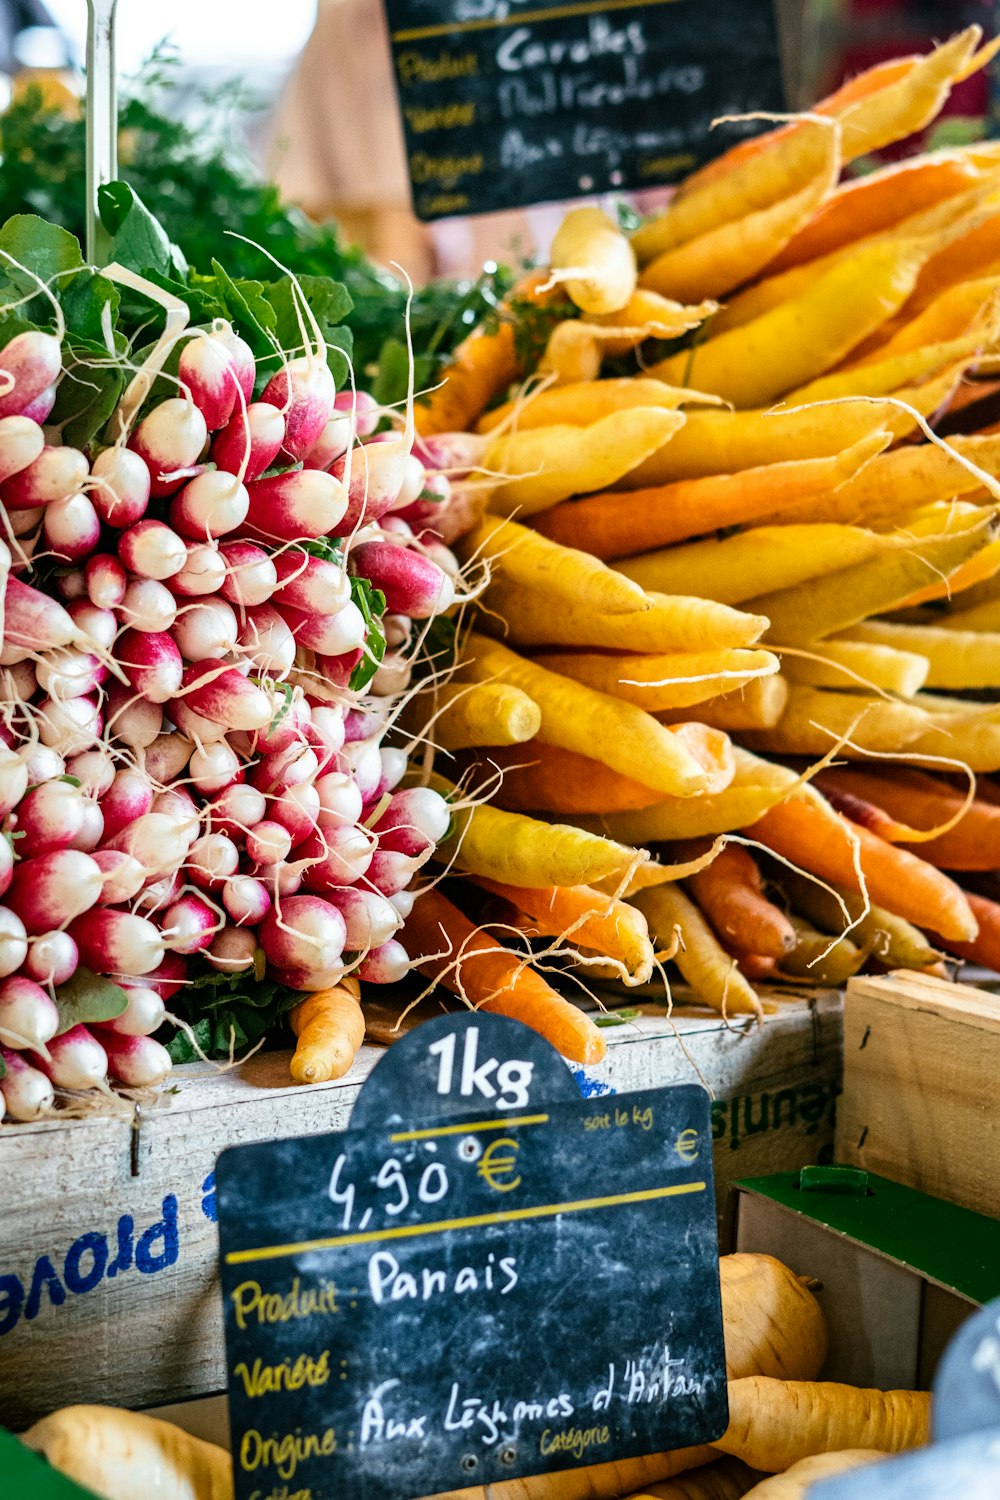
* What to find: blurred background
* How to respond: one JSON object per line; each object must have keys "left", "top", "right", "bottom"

{"left": 0, "top": 0, "right": 997, "bottom": 283}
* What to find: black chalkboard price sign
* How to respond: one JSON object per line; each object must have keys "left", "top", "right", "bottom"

{"left": 216, "top": 1013, "right": 727, "bottom": 1500}
{"left": 383, "top": 0, "right": 784, "bottom": 220}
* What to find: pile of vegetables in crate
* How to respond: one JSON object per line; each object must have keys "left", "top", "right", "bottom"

{"left": 19, "top": 1252, "right": 930, "bottom": 1499}
{"left": 0, "top": 184, "right": 479, "bottom": 1121}
{"left": 400, "top": 24, "right": 1000, "bottom": 1022}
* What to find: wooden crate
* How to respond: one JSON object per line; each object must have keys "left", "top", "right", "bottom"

{"left": 0, "top": 990, "right": 841, "bottom": 1429}
{"left": 836, "top": 970, "right": 1000, "bottom": 1219}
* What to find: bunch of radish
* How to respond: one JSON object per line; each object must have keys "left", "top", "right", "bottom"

{"left": 0, "top": 304, "right": 464, "bottom": 1122}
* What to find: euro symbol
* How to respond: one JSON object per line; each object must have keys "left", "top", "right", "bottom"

{"left": 675, "top": 1128, "right": 699, "bottom": 1163}
{"left": 477, "top": 1137, "right": 521, "bottom": 1193}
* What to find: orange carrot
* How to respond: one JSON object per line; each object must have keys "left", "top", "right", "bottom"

{"left": 414, "top": 270, "right": 551, "bottom": 436}
{"left": 746, "top": 796, "right": 978, "bottom": 942}
{"left": 930, "top": 888, "right": 1000, "bottom": 967}
{"left": 532, "top": 437, "right": 887, "bottom": 560}
{"left": 472, "top": 878, "right": 655, "bottom": 981}
{"left": 468, "top": 743, "right": 665, "bottom": 815}
{"left": 402, "top": 887, "right": 606, "bottom": 1064}
{"left": 815, "top": 766, "right": 1000, "bottom": 870}
{"left": 682, "top": 842, "right": 796, "bottom": 960}
{"left": 762, "top": 154, "right": 985, "bottom": 275}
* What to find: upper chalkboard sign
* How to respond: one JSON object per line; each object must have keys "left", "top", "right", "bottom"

{"left": 216, "top": 1013, "right": 727, "bottom": 1500}
{"left": 383, "top": 0, "right": 785, "bottom": 220}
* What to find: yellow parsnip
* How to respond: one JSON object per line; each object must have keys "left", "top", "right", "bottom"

{"left": 714, "top": 1378, "right": 930, "bottom": 1471}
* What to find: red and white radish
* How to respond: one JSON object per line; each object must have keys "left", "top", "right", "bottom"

{"left": 94, "top": 1028, "right": 173, "bottom": 1086}
{"left": 23, "top": 929, "right": 79, "bottom": 986}
{"left": 117, "top": 628, "right": 184, "bottom": 704}
{"left": 161, "top": 894, "right": 218, "bottom": 955}
{"left": 42, "top": 492, "right": 101, "bottom": 562}
{"left": 245, "top": 469, "right": 347, "bottom": 542}
{"left": 36, "top": 694, "right": 102, "bottom": 756}
{"left": 85, "top": 552, "right": 127, "bottom": 610}
{"left": 218, "top": 539, "right": 278, "bottom": 607}
{"left": 38, "top": 1025, "right": 108, "bottom": 1090}
{"left": 2, "top": 444, "right": 89, "bottom": 508}
{"left": 222, "top": 874, "right": 271, "bottom": 927}
{"left": 0, "top": 977, "right": 60, "bottom": 1054}
{"left": 358, "top": 939, "right": 410, "bottom": 984}
{"left": 172, "top": 598, "right": 239, "bottom": 661}
{"left": 129, "top": 397, "right": 208, "bottom": 497}
{"left": 350, "top": 540, "right": 454, "bottom": 618}
{"left": 118, "top": 578, "right": 178, "bottom": 634}
{"left": 69, "top": 909, "right": 165, "bottom": 976}
{"left": 88, "top": 445, "right": 151, "bottom": 527}
{"left": 170, "top": 541, "right": 226, "bottom": 598}
{"left": 170, "top": 469, "right": 250, "bottom": 541}
{"left": 261, "top": 356, "right": 335, "bottom": 461}
{"left": 205, "top": 925, "right": 257, "bottom": 973}
{"left": 0, "top": 1046, "right": 54, "bottom": 1118}
{"left": 259, "top": 894, "right": 346, "bottom": 974}
{"left": 102, "top": 984, "right": 165, "bottom": 1037}
{"left": 118, "top": 519, "right": 187, "bottom": 581}
{"left": 8, "top": 849, "right": 103, "bottom": 934}
{"left": 211, "top": 401, "right": 285, "bottom": 481}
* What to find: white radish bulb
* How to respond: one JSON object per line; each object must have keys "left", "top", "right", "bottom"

{"left": 0, "top": 907, "right": 28, "bottom": 980}
{"left": 0, "top": 747, "right": 28, "bottom": 817}
{"left": 219, "top": 541, "right": 278, "bottom": 607}
{"left": 67, "top": 601, "right": 118, "bottom": 651}
{"left": 36, "top": 694, "right": 102, "bottom": 755}
{"left": 89, "top": 445, "right": 151, "bottom": 527}
{"left": 23, "top": 930, "right": 79, "bottom": 986}
{"left": 359, "top": 939, "right": 410, "bottom": 984}
{"left": 67, "top": 798, "right": 105, "bottom": 852}
{"left": 171, "top": 469, "right": 249, "bottom": 540}
{"left": 65, "top": 748, "right": 116, "bottom": 797}
{"left": 119, "top": 519, "right": 187, "bottom": 580}
{"left": 92, "top": 849, "right": 147, "bottom": 906}
{"left": 172, "top": 598, "right": 239, "bottom": 661}
{"left": 245, "top": 821, "right": 293, "bottom": 867}
{"left": 97, "top": 1030, "right": 173, "bottom": 1086}
{"left": 171, "top": 542, "right": 226, "bottom": 597}
{"left": 189, "top": 739, "right": 243, "bottom": 795}
{"left": 0, "top": 976, "right": 60, "bottom": 1053}
{"left": 162, "top": 893, "right": 219, "bottom": 954}
{"left": 210, "top": 783, "right": 267, "bottom": 837}
{"left": 188, "top": 832, "right": 240, "bottom": 890}
{"left": 130, "top": 397, "right": 208, "bottom": 492}
{"left": 331, "top": 887, "right": 400, "bottom": 951}
{"left": 315, "top": 772, "right": 364, "bottom": 830}
{"left": 0, "top": 1047, "right": 54, "bottom": 1119}
{"left": 103, "top": 986, "right": 166, "bottom": 1037}
{"left": 40, "top": 1025, "right": 108, "bottom": 1090}
{"left": 22, "top": 743, "right": 64, "bottom": 787}
{"left": 35, "top": 649, "right": 105, "bottom": 701}
{"left": 222, "top": 875, "right": 271, "bottom": 927}
{"left": 143, "top": 732, "right": 194, "bottom": 785}
{"left": 70, "top": 908, "right": 165, "bottom": 976}
{"left": 43, "top": 492, "right": 101, "bottom": 562}
{"left": 118, "top": 578, "right": 177, "bottom": 633}
{"left": 236, "top": 604, "right": 295, "bottom": 675}
{"left": 106, "top": 693, "right": 163, "bottom": 750}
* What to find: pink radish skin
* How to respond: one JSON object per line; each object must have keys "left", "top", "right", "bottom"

{"left": 339, "top": 736, "right": 383, "bottom": 802}
{"left": 162, "top": 894, "right": 218, "bottom": 955}
{"left": 218, "top": 540, "right": 278, "bottom": 607}
{"left": 37, "top": 694, "right": 102, "bottom": 755}
{"left": 358, "top": 939, "right": 410, "bottom": 984}
{"left": 211, "top": 402, "right": 285, "bottom": 481}
{"left": 302, "top": 412, "right": 353, "bottom": 470}
{"left": 350, "top": 540, "right": 454, "bottom": 618}
{"left": 39, "top": 1025, "right": 108, "bottom": 1090}
{"left": 330, "top": 887, "right": 400, "bottom": 951}
{"left": 222, "top": 875, "right": 271, "bottom": 927}
{"left": 5, "top": 576, "right": 87, "bottom": 653}
{"left": 300, "top": 823, "right": 376, "bottom": 890}
{"left": 211, "top": 324, "right": 255, "bottom": 401}
{"left": 133, "top": 870, "right": 183, "bottom": 920}
{"left": 314, "top": 649, "right": 362, "bottom": 690}
{"left": 103, "top": 985, "right": 166, "bottom": 1037}
{"left": 390, "top": 889, "right": 415, "bottom": 921}
{"left": 143, "top": 732, "right": 194, "bottom": 784}
{"left": 170, "top": 697, "right": 229, "bottom": 744}
{"left": 268, "top": 781, "right": 320, "bottom": 847}
{"left": 329, "top": 439, "right": 413, "bottom": 534}
{"left": 309, "top": 705, "right": 346, "bottom": 758}
{"left": 343, "top": 706, "right": 385, "bottom": 743}
{"left": 117, "top": 628, "right": 184, "bottom": 704}
{"left": 43, "top": 492, "right": 101, "bottom": 562}
{"left": 100, "top": 768, "right": 155, "bottom": 839}
{"left": 209, "top": 783, "right": 267, "bottom": 838}
{"left": 14, "top": 779, "right": 89, "bottom": 856}
{"left": 0, "top": 976, "right": 59, "bottom": 1053}
{"left": 129, "top": 398, "right": 209, "bottom": 497}
{"left": 104, "top": 687, "right": 163, "bottom": 750}
{"left": 66, "top": 748, "right": 116, "bottom": 797}
{"left": 23, "top": 930, "right": 79, "bottom": 986}
{"left": 119, "top": 519, "right": 187, "bottom": 581}
{"left": 105, "top": 813, "right": 196, "bottom": 880}
{"left": 244, "top": 468, "right": 348, "bottom": 543}
{"left": 246, "top": 821, "right": 293, "bottom": 867}
{"left": 280, "top": 599, "right": 366, "bottom": 656}
{"left": 269, "top": 962, "right": 344, "bottom": 993}
{"left": 85, "top": 553, "right": 127, "bottom": 610}
{"left": 8, "top": 849, "right": 103, "bottom": 934}
{"left": 118, "top": 578, "right": 177, "bottom": 633}
{"left": 366, "top": 849, "right": 424, "bottom": 897}
{"left": 259, "top": 894, "right": 347, "bottom": 973}
{"left": 251, "top": 741, "right": 319, "bottom": 796}
{"left": 133, "top": 950, "right": 187, "bottom": 1000}
{"left": 0, "top": 906, "right": 28, "bottom": 977}
{"left": 394, "top": 468, "right": 451, "bottom": 527}
{"left": 272, "top": 550, "right": 351, "bottom": 616}
{"left": 20, "top": 386, "right": 56, "bottom": 423}
{"left": 0, "top": 331, "right": 62, "bottom": 417}
{"left": 188, "top": 832, "right": 240, "bottom": 891}
{"left": 261, "top": 357, "right": 335, "bottom": 460}
{"left": 93, "top": 849, "right": 147, "bottom": 906}
{"left": 0, "top": 414, "right": 44, "bottom": 484}
{"left": 170, "top": 542, "right": 226, "bottom": 598}
{"left": 373, "top": 787, "right": 451, "bottom": 857}
{"left": 2, "top": 445, "right": 88, "bottom": 508}
{"left": 35, "top": 649, "right": 106, "bottom": 700}
{"left": 375, "top": 746, "right": 408, "bottom": 798}
{"left": 237, "top": 604, "right": 296, "bottom": 676}
{"left": 172, "top": 598, "right": 239, "bottom": 661}
{"left": 178, "top": 333, "right": 243, "bottom": 430}
{"left": 150, "top": 785, "right": 200, "bottom": 833}
{"left": 94, "top": 1028, "right": 173, "bottom": 1086}
{"left": 206, "top": 926, "right": 257, "bottom": 973}
{"left": 189, "top": 739, "right": 243, "bottom": 796}
{"left": 0, "top": 837, "right": 12, "bottom": 899}
{"left": 180, "top": 661, "right": 273, "bottom": 731}
{"left": 335, "top": 388, "right": 380, "bottom": 437}
{"left": 67, "top": 602, "right": 117, "bottom": 652}
{"left": 255, "top": 861, "right": 303, "bottom": 899}
{"left": 246, "top": 693, "right": 312, "bottom": 757}
{"left": 70, "top": 908, "right": 165, "bottom": 976}
{"left": 89, "top": 446, "right": 151, "bottom": 527}
{"left": 1, "top": 1046, "right": 53, "bottom": 1118}
{"left": 170, "top": 470, "right": 250, "bottom": 541}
